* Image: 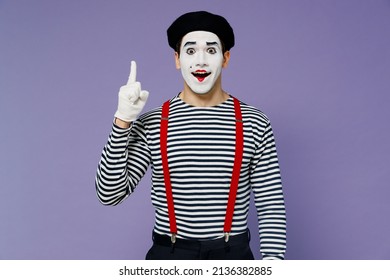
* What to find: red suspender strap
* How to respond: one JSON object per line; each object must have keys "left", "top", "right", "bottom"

{"left": 223, "top": 97, "right": 244, "bottom": 240}
{"left": 160, "top": 97, "right": 243, "bottom": 243}
{"left": 160, "top": 100, "right": 177, "bottom": 240}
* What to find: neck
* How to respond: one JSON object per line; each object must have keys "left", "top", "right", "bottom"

{"left": 179, "top": 77, "right": 229, "bottom": 107}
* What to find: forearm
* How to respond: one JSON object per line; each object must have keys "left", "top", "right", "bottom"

{"left": 255, "top": 183, "right": 287, "bottom": 260}
{"left": 95, "top": 123, "right": 133, "bottom": 205}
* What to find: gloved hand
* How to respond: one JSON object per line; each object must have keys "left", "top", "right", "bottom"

{"left": 114, "top": 61, "right": 149, "bottom": 122}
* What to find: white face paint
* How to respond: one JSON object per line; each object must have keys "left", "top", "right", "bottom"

{"left": 178, "top": 31, "right": 224, "bottom": 95}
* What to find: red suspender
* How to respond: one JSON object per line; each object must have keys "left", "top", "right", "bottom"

{"left": 160, "top": 97, "right": 243, "bottom": 243}
{"left": 160, "top": 100, "right": 178, "bottom": 241}
{"left": 223, "top": 97, "right": 244, "bottom": 241}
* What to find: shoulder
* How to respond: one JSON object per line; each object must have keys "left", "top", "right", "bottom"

{"left": 138, "top": 106, "right": 162, "bottom": 122}
{"left": 138, "top": 96, "right": 182, "bottom": 122}
{"left": 238, "top": 99, "right": 270, "bottom": 127}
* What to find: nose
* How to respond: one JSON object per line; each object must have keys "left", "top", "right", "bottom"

{"left": 195, "top": 51, "right": 207, "bottom": 67}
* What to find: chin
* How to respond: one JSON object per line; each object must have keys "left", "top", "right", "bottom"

{"left": 189, "top": 85, "right": 214, "bottom": 95}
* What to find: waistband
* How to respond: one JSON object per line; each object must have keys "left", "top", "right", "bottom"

{"left": 152, "top": 230, "right": 250, "bottom": 251}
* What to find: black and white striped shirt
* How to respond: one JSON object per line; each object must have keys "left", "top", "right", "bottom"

{"left": 95, "top": 95, "right": 286, "bottom": 259}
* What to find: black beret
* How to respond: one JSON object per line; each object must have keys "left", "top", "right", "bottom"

{"left": 167, "top": 11, "right": 235, "bottom": 51}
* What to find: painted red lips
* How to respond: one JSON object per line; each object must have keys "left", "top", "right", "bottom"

{"left": 192, "top": 70, "right": 211, "bottom": 82}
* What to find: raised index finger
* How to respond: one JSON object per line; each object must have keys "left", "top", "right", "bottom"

{"left": 127, "top": 60, "right": 137, "bottom": 85}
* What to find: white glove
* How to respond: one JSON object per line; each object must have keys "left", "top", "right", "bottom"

{"left": 114, "top": 61, "right": 149, "bottom": 122}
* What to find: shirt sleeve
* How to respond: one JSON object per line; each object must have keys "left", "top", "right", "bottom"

{"left": 250, "top": 120, "right": 287, "bottom": 260}
{"left": 95, "top": 119, "right": 151, "bottom": 206}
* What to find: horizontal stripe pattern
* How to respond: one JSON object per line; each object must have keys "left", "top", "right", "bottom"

{"left": 95, "top": 95, "right": 286, "bottom": 259}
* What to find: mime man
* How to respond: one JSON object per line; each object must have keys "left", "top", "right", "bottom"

{"left": 96, "top": 11, "right": 287, "bottom": 260}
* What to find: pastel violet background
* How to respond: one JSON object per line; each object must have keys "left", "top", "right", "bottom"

{"left": 1, "top": 0, "right": 389, "bottom": 260}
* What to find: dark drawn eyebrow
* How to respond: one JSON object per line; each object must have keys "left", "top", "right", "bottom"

{"left": 183, "top": 41, "right": 196, "bottom": 47}
{"left": 206, "top": 42, "right": 219, "bottom": 46}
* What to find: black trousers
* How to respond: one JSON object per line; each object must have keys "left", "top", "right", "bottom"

{"left": 145, "top": 230, "right": 254, "bottom": 260}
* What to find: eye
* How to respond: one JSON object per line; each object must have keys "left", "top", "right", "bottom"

{"left": 186, "top": 48, "right": 196, "bottom": 55}
{"left": 207, "top": 47, "right": 217, "bottom": 54}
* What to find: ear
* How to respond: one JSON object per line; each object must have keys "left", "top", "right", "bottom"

{"left": 174, "top": 52, "right": 181, "bottom": 69}
{"left": 222, "top": 51, "right": 231, "bottom": 68}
